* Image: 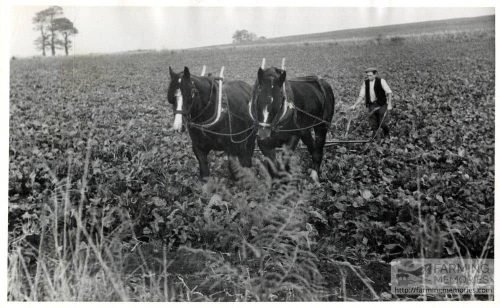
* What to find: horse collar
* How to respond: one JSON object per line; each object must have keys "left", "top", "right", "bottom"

{"left": 188, "top": 78, "right": 223, "bottom": 128}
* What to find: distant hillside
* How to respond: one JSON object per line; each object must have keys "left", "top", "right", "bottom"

{"left": 198, "top": 15, "right": 494, "bottom": 49}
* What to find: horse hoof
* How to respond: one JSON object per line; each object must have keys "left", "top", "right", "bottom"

{"left": 310, "top": 170, "right": 319, "bottom": 183}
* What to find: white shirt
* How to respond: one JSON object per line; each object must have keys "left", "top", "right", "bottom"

{"left": 358, "top": 79, "right": 392, "bottom": 103}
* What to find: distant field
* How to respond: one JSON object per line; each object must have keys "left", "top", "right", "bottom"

{"left": 8, "top": 18, "right": 494, "bottom": 301}
{"left": 198, "top": 15, "right": 494, "bottom": 48}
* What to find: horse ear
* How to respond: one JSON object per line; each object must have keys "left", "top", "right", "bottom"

{"left": 279, "top": 70, "right": 287, "bottom": 85}
{"left": 169, "top": 66, "right": 175, "bottom": 79}
{"left": 258, "top": 67, "right": 264, "bottom": 85}
{"left": 183, "top": 66, "right": 191, "bottom": 79}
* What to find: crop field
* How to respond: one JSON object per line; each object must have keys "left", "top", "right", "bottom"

{"left": 8, "top": 28, "right": 494, "bottom": 301}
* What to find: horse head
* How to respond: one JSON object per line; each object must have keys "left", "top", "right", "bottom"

{"left": 167, "top": 66, "right": 198, "bottom": 132}
{"left": 252, "top": 67, "right": 289, "bottom": 139}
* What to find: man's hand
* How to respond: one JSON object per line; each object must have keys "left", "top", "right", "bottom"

{"left": 387, "top": 104, "right": 393, "bottom": 111}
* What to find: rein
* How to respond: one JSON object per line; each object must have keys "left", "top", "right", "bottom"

{"left": 250, "top": 59, "right": 389, "bottom": 146}
{"left": 251, "top": 78, "right": 385, "bottom": 142}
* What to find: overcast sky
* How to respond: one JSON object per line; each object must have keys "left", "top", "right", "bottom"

{"left": 10, "top": 6, "right": 494, "bottom": 57}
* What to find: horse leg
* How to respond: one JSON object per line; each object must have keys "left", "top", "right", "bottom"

{"left": 286, "top": 135, "right": 300, "bottom": 151}
{"left": 192, "top": 146, "right": 210, "bottom": 180}
{"left": 238, "top": 152, "right": 252, "bottom": 168}
{"left": 312, "top": 124, "right": 329, "bottom": 175}
{"left": 227, "top": 154, "right": 240, "bottom": 180}
{"left": 258, "top": 141, "right": 278, "bottom": 177}
{"left": 300, "top": 131, "right": 320, "bottom": 182}
{"left": 275, "top": 135, "right": 300, "bottom": 173}
{"left": 238, "top": 141, "right": 254, "bottom": 168}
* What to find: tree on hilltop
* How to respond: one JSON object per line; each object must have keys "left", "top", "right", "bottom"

{"left": 53, "top": 17, "right": 78, "bottom": 56}
{"left": 232, "top": 29, "right": 259, "bottom": 43}
{"left": 33, "top": 6, "right": 79, "bottom": 56}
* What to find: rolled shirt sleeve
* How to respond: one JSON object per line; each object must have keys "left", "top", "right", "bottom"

{"left": 381, "top": 79, "right": 392, "bottom": 94}
{"left": 358, "top": 83, "right": 366, "bottom": 98}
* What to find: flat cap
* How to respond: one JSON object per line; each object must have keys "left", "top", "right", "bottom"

{"left": 364, "top": 67, "right": 378, "bottom": 73}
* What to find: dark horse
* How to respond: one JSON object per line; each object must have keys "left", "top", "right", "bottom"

{"left": 250, "top": 67, "right": 335, "bottom": 180}
{"left": 167, "top": 66, "right": 256, "bottom": 179}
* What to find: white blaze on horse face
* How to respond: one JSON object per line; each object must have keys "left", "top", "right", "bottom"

{"left": 172, "top": 89, "right": 183, "bottom": 131}
{"left": 262, "top": 105, "right": 270, "bottom": 124}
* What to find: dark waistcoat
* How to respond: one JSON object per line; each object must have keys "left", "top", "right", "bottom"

{"left": 365, "top": 77, "right": 387, "bottom": 106}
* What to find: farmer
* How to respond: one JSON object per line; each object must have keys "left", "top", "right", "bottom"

{"left": 351, "top": 67, "right": 393, "bottom": 138}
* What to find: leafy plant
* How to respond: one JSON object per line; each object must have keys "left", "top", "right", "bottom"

{"left": 9, "top": 28, "right": 494, "bottom": 301}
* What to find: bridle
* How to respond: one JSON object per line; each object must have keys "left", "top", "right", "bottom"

{"left": 250, "top": 80, "right": 295, "bottom": 130}
{"left": 174, "top": 77, "right": 215, "bottom": 123}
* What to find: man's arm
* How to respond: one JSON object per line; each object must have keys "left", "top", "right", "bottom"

{"left": 382, "top": 79, "right": 393, "bottom": 110}
{"left": 351, "top": 84, "right": 365, "bottom": 110}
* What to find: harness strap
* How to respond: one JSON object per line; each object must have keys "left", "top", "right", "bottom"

{"left": 275, "top": 77, "right": 333, "bottom": 131}
{"left": 191, "top": 77, "right": 224, "bottom": 127}
{"left": 271, "top": 80, "right": 296, "bottom": 128}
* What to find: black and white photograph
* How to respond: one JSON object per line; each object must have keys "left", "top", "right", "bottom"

{"left": 4, "top": 0, "right": 496, "bottom": 303}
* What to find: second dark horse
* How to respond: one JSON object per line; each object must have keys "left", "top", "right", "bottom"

{"left": 167, "top": 67, "right": 256, "bottom": 179}
{"left": 250, "top": 67, "right": 335, "bottom": 181}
